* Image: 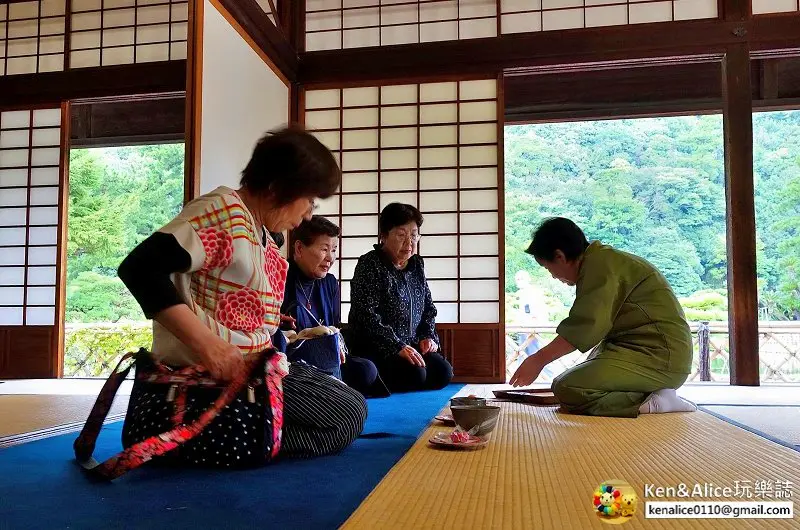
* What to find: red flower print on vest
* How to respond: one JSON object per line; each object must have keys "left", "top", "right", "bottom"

{"left": 198, "top": 228, "right": 234, "bottom": 270}
{"left": 216, "top": 288, "right": 267, "bottom": 332}
{"left": 264, "top": 244, "right": 288, "bottom": 296}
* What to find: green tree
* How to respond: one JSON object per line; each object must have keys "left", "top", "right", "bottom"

{"left": 66, "top": 144, "right": 185, "bottom": 323}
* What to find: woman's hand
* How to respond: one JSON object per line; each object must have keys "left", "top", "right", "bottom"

{"left": 510, "top": 335, "right": 577, "bottom": 387}
{"left": 154, "top": 305, "right": 246, "bottom": 381}
{"left": 419, "top": 338, "right": 438, "bottom": 354}
{"left": 509, "top": 355, "right": 545, "bottom": 387}
{"left": 399, "top": 345, "right": 426, "bottom": 367}
{"left": 280, "top": 313, "right": 297, "bottom": 329}
{"left": 196, "top": 335, "right": 246, "bottom": 381}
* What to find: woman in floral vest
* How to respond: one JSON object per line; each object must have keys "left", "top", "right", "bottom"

{"left": 118, "top": 127, "right": 367, "bottom": 458}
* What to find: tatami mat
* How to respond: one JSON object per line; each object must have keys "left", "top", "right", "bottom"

{"left": 702, "top": 406, "right": 800, "bottom": 450}
{"left": 0, "top": 394, "right": 128, "bottom": 438}
{"left": 343, "top": 402, "right": 800, "bottom": 529}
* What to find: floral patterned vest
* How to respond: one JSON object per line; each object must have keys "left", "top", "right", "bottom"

{"left": 151, "top": 186, "right": 288, "bottom": 366}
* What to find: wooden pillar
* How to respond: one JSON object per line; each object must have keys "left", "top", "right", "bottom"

{"left": 184, "top": 0, "right": 204, "bottom": 203}
{"left": 722, "top": 42, "right": 759, "bottom": 386}
{"left": 288, "top": 0, "right": 305, "bottom": 54}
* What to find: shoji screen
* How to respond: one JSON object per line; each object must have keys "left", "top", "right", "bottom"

{"left": 69, "top": 0, "right": 189, "bottom": 68}
{"left": 304, "top": 0, "right": 720, "bottom": 50}
{"left": 752, "top": 0, "right": 800, "bottom": 14}
{"left": 193, "top": 0, "right": 289, "bottom": 194}
{"left": 303, "top": 78, "right": 503, "bottom": 379}
{"left": 0, "top": 105, "right": 66, "bottom": 378}
{"left": 0, "top": 0, "right": 68, "bottom": 76}
{"left": 305, "top": 79, "right": 501, "bottom": 324}
{"left": 305, "top": 0, "right": 498, "bottom": 51}
{"left": 500, "top": 0, "right": 718, "bottom": 33}
{"left": 0, "top": 0, "right": 188, "bottom": 77}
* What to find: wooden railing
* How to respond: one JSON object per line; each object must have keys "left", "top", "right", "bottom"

{"left": 64, "top": 320, "right": 800, "bottom": 382}
{"left": 505, "top": 321, "right": 800, "bottom": 384}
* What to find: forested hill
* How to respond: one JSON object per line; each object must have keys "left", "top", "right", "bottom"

{"left": 504, "top": 113, "right": 800, "bottom": 321}
{"left": 67, "top": 145, "right": 184, "bottom": 322}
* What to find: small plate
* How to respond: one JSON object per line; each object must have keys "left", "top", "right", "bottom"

{"left": 428, "top": 431, "right": 489, "bottom": 450}
{"left": 434, "top": 414, "right": 455, "bottom": 425}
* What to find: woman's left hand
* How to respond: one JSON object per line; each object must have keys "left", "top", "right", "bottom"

{"left": 419, "top": 338, "right": 438, "bottom": 354}
{"left": 280, "top": 313, "right": 296, "bottom": 329}
{"left": 510, "top": 355, "right": 545, "bottom": 387}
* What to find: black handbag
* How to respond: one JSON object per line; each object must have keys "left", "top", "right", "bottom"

{"left": 74, "top": 348, "right": 288, "bottom": 480}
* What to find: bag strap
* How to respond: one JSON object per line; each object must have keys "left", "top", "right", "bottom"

{"left": 72, "top": 351, "right": 137, "bottom": 467}
{"left": 289, "top": 305, "right": 323, "bottom": 354}
{"left": 297, "top": 303, "right": 324, "bottom": 327}
{"left": 74, "top": 350, "right": 268, "bottom": 481}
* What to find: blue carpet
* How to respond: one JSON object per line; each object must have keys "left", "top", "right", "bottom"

{"left": 0, "top": 384, "right": 461, "bottom": 530}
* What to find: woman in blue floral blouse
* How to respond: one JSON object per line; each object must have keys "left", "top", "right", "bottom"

{"left": 345, "top": 203, "right": 453, "bottom": 393}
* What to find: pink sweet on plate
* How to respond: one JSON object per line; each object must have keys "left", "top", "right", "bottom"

{"left": 450, "top": 430, "right": 471, "bottom": 443}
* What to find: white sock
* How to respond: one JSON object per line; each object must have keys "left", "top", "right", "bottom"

{"left": 639, "top": 388, "right": 697, "bottom": 414}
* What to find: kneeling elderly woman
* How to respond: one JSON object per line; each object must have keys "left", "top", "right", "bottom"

{"left": 118, "top": 127, "right": 367, "bottom": 458}
{"left": 345, "top": 203, "right": 453, "bottom": 393}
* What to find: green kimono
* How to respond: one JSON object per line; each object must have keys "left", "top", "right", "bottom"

{"left": 551, "top": 241, "right": 693, "bottom": 418}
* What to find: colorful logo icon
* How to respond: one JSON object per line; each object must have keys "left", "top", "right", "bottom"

{"left": 593, "top": 480, "right": 637, "bottom": 524}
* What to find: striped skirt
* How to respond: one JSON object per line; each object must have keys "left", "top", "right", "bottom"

{"left": 281, "top": 361, "right": 368, "bottom": 458}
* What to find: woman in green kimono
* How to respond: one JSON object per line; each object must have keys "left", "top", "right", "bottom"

{"left": 510, "top": 217, "right": 696, "bottom": 418}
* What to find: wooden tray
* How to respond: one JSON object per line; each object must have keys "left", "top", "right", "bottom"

{"left": 492, "top": 389, "right": 559, "bottom": 405}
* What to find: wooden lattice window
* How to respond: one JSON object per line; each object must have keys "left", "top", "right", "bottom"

{"left": 501, "top": 0, "right": 718, "bottom": 33}
{"left": 304, "top": 78, "right": 501, "bottom": 325}
{"left": 0, "top": 107, "right": 63, "bottom": 327}
{"left": 305, "top": 0, "right": 498, "bottom": 51}
{"left": 69, "top": 0, "right": 188, "bottom": 69}
{"left": 0, "top": 0, "right": 67, "bottom": 76}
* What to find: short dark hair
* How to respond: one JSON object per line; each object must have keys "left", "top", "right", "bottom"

{"left": 240, "top": 125, "right": 340, "bottom": 206}
{"left": 525, "top": 217, "right": 589, "bottom": 261}
{"left": 379, "top": 202, "right": 423, "bottom": 237}
{"left": 292, "top": 215, "right": 340, "bottom": 247}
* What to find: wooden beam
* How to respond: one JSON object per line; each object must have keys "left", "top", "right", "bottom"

{"left": 214, "top": 0, "right": 298, "bottom": 82}
{"left": 70, "top": 97, "right": 185, "bottom": 148}
{"left": 722, "top": 43, "right": 759, "bottom": 386}
{"left": 298, "top": 16, "right": 800, "bottom": 86}
{"left": 721, "top": 0, "right": 750, "bottom": 22}
{"left": 0, "top": 61, "right": 186, "bottom": 108}
{"left": 54, "top": 101, "right": 71, "bottom": 378}
{"left": 289, "top": 0, "right": 305, "bottom": 54}
{"left": 505, "top": 61, "right": 724, "bottom": 122}
{"left": 278, "top": 0, "right": 292, "bottom": 42}
{"left": 505, "top": 57, "right": 800, "bottom": 122}
{"left": 185, "top": 0, "right": 203, "bottom": 203}
{"left": 759, "top": 60, "right": 779, "bottom": 100}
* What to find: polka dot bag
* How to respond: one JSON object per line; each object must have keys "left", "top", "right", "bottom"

{"left": 73, "top": 348, "right": 288, "bottom": 480}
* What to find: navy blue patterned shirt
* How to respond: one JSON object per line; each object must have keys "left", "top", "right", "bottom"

{"left": 346, "top": 246, "right": 439, "bottom": 361}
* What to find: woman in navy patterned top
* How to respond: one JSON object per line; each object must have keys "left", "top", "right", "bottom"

{"left": 345, "top": 203, "right": 454, "bottom": 393}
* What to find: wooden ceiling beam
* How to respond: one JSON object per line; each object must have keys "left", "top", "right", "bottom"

{"left": 0, "top": 61, "right": 186, "bottom": 109}
{"left": 70, "top": 96, "right": 185, "bottom": 148}
{"left": 298, "top": 16, "right": 800, "bottom": 86}
{"left": 215, "top": 0, "right": 298, "bottom": 82}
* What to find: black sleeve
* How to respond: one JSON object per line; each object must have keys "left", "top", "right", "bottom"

{"left": 118, "top": 232, "right": 192, "bottom": 319}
